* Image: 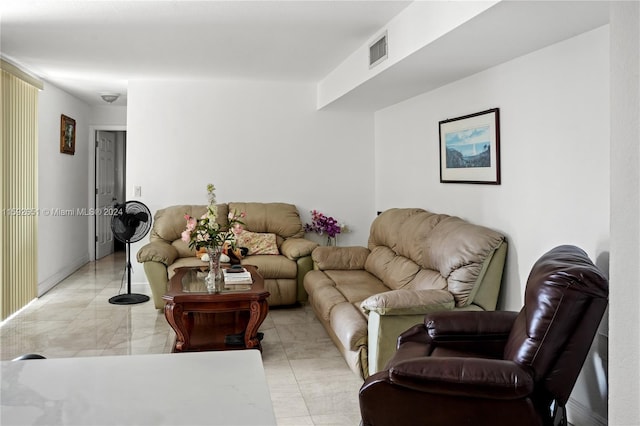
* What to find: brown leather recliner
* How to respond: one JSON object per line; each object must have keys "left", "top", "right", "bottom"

{"left": 359, "top": 245, "right": 608, "bottom": 426}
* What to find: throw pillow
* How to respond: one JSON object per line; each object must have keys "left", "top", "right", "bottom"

{"left": 236, "top": 231, "right": 279, "bottom": 255}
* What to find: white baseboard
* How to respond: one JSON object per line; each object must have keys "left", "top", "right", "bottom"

{"left": 38, "top": 254, "right": 90, "bottom": 296}
{"left": 568, "top": 397, "right": 607, "bottom": 426}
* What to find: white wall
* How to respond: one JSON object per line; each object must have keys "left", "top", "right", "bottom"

{"left": 88, "top": 105, "right": 127, "bottom": 127}
{"left": 37, "top": 82, "right": 91, "bottom": 295}
{"left": 374, "top": 26, "right": 609, "bottom": 424}
{"left": 609, "top": 1, "right": 640, "bottom": 425}
{"left": 126, "top": 79, "right": 375, "bottom": 282}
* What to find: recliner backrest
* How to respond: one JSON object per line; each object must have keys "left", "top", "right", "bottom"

{"left": 228, "top": 202, "right": 305, "bottom": 243}
{"left": 503, "top": 245, "right": 608, "bottom": 404}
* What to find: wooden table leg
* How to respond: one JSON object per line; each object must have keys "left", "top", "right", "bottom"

{"left": 244, "top": 300, "right": 269, "bottom": 350}
{"left": 164, "top": 302, "right": 190, "bottom": 352}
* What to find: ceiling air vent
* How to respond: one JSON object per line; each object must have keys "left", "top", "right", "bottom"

{"left": 369, "top": 31, "right": 387, "bottom": 68}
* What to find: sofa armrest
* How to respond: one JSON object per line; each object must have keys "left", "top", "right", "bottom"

{"left": 312, "top": 246, "right": 370, "bottom": 270}
{"left": 136, "top": 241, "right": 178, "bottom": 266}
{"left": 361, "top": 289, "right": 455, "bottom": 316}
{"left": 389, "top": 357, "right": 534, "bottom": 399}
{"left": 279, "top": 237, "right": 319, "bottom": 261}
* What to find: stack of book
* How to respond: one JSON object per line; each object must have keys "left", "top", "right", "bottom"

{"left": 223, "top": 267, "right": 253, "bottom": 285}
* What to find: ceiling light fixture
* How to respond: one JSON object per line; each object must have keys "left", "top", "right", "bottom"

{"left": 100, "top": 93, "right": 120, "bottom": 103}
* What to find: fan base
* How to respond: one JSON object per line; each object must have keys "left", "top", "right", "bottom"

{"left": 108, "top": 293, "right": 150, "bottom": 305}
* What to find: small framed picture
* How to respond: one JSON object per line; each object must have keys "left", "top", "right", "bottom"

{"left": 60, "top": 114, "right": 76, "bottom": 155}
{"left": 439, "top": 108, "right": 500, "bottom": 184}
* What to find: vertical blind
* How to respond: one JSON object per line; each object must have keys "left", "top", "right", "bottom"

{"left": 1, "top": 60, "right": 41, "bottom": 321}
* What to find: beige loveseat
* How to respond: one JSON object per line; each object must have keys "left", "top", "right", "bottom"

{"left": 137, "top": 202, "right": 319, "bottom": 309}
{"left": 303, "top": 208, "right": 507, "bottom": 378}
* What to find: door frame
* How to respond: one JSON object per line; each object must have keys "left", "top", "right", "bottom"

{"left": 88, "top": 125, "right": 126, "bottom": 261}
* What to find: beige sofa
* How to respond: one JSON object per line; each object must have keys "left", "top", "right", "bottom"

{"left": 137, "top": 202, "right": 319, "bottom": 309}
{"left": 303, "top": 208, "right": 507, "bottom": 378}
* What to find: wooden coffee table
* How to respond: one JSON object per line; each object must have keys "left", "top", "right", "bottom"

{"left": 163, "top": 265, "right": 269, "bottom": 352}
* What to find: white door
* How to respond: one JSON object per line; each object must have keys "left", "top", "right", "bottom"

{"left": 96, "top": 131, "right": 117, "bottom": 259}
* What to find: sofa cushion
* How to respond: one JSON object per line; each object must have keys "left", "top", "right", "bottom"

{"left": 423, "top": 217, "right": 505, "bottom": 307}
{"left": 329, "top": 270, "right": 389, "bottom": 303}
{"left": 305, "top": 271, "right": 347, "bottom": 321}
{"left": 312, "top": 246, "right": 370, "bottom": 270}
{"left": 305, "top": 269, "right": 388, "bottom": 322}
{"left": 172, "top": 239, "right": 195, "bottom": 259}
{"left": 365, "top": 246, "right": 421, "bottom": 291}
{"left": 404, "top": 269, "right": 448, "bottom": 291}
{"left": 229, "top": 202, "right": 304, "bottom": 240}
{"left": 367, "top": 208, "right": 446, "bottom": 251}
{"left": 241, "top": 255, "right": 297, "bottom": 279}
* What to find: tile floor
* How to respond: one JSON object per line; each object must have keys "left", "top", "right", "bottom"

{"left": 0, "top": 251, "right": 364, "bottom": 425}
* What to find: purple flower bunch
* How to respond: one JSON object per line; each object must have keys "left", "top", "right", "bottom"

{"left": 304, "top": 210, "right": 342, "bottom": 238}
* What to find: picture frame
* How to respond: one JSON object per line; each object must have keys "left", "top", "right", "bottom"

{"left": 60, "top": 114, "right": 76, "bottom": 155}
{"left": 439, "top": 108, "right": 500, "bottom": 184}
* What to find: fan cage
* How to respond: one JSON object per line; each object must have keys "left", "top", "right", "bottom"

{"left": 111, "top": 201, "right": 152, "bottom": 243}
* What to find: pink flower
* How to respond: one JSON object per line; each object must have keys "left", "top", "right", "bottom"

{"left": 232, "top": 223, "right": 244, "bottom": 236}
{"left": 185, "top": 216, "right": 197, "bottom": 232}
{"left": 181, "top": 230, "right": 191, "bottom": 243}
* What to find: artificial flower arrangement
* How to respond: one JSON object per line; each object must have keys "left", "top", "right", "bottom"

{"left": 181, "top": 183, "right": 246, "bottom": 251}
{"left": 304, "top": 209, "right": 345, "bottom": 239}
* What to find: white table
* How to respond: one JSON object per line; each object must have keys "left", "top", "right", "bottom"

{"left": 1, "top": 350, "right": 276, "bottom": 425}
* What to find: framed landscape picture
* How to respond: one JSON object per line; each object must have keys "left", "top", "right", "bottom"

{"left": 60, "top": 114, "right": 76, "bottom": 155}
{"left": 439, "top": 108, "right": 500, "bottom": 184}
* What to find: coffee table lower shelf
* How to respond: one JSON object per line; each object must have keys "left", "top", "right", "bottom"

{"left": 171, "top": 311, "right": 260, "bottom": 352}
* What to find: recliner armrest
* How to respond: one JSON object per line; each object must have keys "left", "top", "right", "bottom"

{"left": 279, "top": 237, "right": 318, "bottom": 260}
{"left": 395, "top": 310, "right": 519, "bottom": 358}
{"left": 312, "top": 246, "right": 370, "bottom": 270}
{"left": 136, "top": 241, "right": 178, "bottom": 266}
{"left": 389, "top": 357, "right": 534, "bottom": 399}
{"left": 361, "top": 289, "right": 455, "bottom": 315}
{"left": 423, "top": 310, "right": 519, "bottom": 341}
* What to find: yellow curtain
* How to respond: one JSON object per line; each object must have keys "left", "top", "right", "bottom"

{"left": 1, "top": 60, "right": 41, "bottom": 320}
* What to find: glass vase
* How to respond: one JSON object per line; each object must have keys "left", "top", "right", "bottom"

{"left": 205, "top": 246, "right": 223, "bottom": 292}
